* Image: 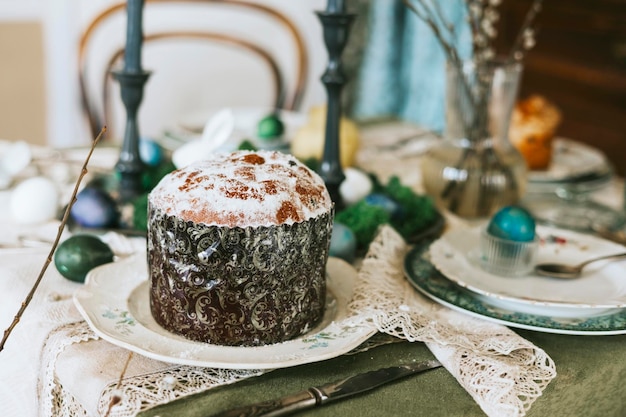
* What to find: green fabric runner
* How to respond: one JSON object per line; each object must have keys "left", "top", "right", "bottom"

{"left": 138, "top": 331, "right": 626, "bottom": 417}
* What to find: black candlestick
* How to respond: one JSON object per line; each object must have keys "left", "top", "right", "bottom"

{"left": 114, "top": 0, "right": 149, "bottom": 202}
{"left": 316, "top": 4, "right": 355, "bottom": 211}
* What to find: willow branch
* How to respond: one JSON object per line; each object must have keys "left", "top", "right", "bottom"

{"left": 103, "top": 351, "right": 134, "bottom": 417}
{"left": 0, "top": 126, "right": 107, "bottom": 353}
{"left": 509, "top": 0, "right": 543, "bottom": 62}
{"left": 402, "top": 0, "right": 477, "bottom": 114}
{"left": 402, "top": 0, "right": 463, "bottom": 67}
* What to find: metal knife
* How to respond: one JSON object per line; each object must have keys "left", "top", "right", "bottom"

{"left": 211, "top": 359, "right": 442, "bottom": 417}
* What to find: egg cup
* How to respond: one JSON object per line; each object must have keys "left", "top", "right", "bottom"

{"left": 479, "top": 229, "right": 539, "bottom": 277}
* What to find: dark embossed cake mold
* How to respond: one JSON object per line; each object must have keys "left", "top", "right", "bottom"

{"left": 147, "top": 205, "right": 333, "bottom": 346}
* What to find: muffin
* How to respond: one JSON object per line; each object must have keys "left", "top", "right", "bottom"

{"left": 147, "top": 150, "right": 333, "bottom": 346}
{"left": 509, "top": 95, "right": 562, "bottom": 170}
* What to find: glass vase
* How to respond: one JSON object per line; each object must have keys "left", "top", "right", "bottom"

{"left": 421, "top": 59, "right": 527, "bottom": 219}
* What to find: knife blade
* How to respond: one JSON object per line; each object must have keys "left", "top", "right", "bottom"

{"left": 210, "top": 359, "right": 442, "bottom": 417}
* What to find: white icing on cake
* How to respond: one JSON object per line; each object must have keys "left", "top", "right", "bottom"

{"left": 149, "top": 150, "right": 332, "bottom": 227}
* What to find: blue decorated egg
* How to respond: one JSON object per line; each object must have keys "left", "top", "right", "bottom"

{"left": 364, "top": 193, "right": 404, "bottom": 220}
{"left": 487, "top": 206, "right": 536, "bottom": 242}
{"left": 139, "top": 137, "right": 163, "bottom": 166}
{"left": 70, "top": 186, "right": 119, "bottom": 229}
{"left": 329, "top": 222, "right": 357, "bottom": 263}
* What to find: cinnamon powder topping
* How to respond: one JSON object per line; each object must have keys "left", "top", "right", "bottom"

{"left": 149, "top": 150, "right": 332, "bottom": 227}
{"left": 240, "top": 153, "right": 265, "bottom": 165}
{"left": 277, "top": 201, "right": 300, "bottom": 223}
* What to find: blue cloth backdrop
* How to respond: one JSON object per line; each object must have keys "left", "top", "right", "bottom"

{"left": 352, "top": 0, "right": 471, "bottom": 134}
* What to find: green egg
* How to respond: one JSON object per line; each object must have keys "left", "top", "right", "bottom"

{"left": 54, "top": 235, "right": 114, "bottom": 283}
{"left": 257, "top": 114, "right": 285, "bottom": 140}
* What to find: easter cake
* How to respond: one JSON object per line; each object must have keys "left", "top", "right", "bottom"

{"left": 147, "top": 150, "right": 333, "bottom": 346}
{"left": 509, "top": 95, "right": 562, "bottom": 170}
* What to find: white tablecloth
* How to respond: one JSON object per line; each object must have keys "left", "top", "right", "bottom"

{"left": 0, "top": 122, "right": 623, "bottom": 417}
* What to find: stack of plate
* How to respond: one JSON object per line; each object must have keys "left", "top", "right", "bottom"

{"left": 521, "top": 138, "right": 625, "bottom": 231}
{"left": 404, "top": 225, "right": 626, "bottom": 335}
{"left": 526, "top": 137, "right": 610, "bottom": 188}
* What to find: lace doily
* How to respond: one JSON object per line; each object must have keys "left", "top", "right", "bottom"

{"left": 347, "top": 225, "right": 556, "bottom": 417}
{"left": 40, "top": 321, "right": 97, "bottom": 417}
{"left": 43, "top": 227, "right": 556, "bottom": 417}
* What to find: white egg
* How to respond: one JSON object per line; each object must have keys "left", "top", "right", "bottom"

{"left": 339, "top": 167, "right": 374, "bottom": 206}
{"left": 2, "top": 141, "right": 31, "bottom": 176}
{"left": 10, "top": 177, "right": 59, "bottom": 224}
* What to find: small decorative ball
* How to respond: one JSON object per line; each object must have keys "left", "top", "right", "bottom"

{"left": 329, "top": 222, "right": 357, "bottom": 263}
{"left": 70, "top": 186, "right": 119, "bottom": 229}
{"left": 364, "top": 193, "right": 404, "bottom": 220}
{"left": 339, "top": 167, "right": 373, "bottom": 206}
{"left": 10, "top": 176, "right": 59, "bottom": 224}
{"left": 54, "top": 234, "right": 114, "bottom": 282}
{"left": 139, "top": 138, "right": 163, "bottom": 166}
{"left": 257, "top": 114, "right": 284, "bottom": 140}
{"left": 487, "top": 206, "right": 536, "bottom": 242}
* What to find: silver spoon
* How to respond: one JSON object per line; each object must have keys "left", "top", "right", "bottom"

{"left": 534, "top": 252, "right": 626, "bottom": 279}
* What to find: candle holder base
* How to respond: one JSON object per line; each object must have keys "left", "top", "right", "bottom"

{"left": 316, "top": 8, "right": 355, "bottom": 212}
{"left": 112, "top": 69, "right": 151, "bottom": 202}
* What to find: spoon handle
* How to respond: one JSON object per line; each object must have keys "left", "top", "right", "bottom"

{"left": 579, "top": 252, "right": 626, "bottom": 268}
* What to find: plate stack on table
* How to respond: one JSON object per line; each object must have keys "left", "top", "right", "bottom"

{"left": 520, "top": 138, "right": 626, "bottom": 232}
{"left": 405, "top": 224, "right": 626, "bottom": 336}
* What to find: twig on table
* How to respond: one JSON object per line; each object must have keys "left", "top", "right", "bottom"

{"left": 103, "top": 351, "right": 134, "bottom": 417}
{"left": 0, "top": 126, "right": 107, "bottom": 353}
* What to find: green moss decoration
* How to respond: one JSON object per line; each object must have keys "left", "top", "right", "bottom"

{"left": 238, "top": 139, "right": 258, "bottom": 151}
{"left": 335, "top": 200, "right": 390, "bottom": 249}
{"left": 384, "top": 176, "right": 437, "bottom": 238}
{"left": 132, "top": 193, "right": 149, "bottom": 231}
{"left": 301, "top": 157, "right": 320, "bottom": 173}
{"left": 142, "top": 160, "right": 176, "bottom": 191}
{"left": 335, "top": 175, "right": 438, "bottom": 250}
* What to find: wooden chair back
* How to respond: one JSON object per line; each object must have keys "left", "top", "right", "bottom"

{"left": 78, "top": 0, "right": 308, "bottom": 139}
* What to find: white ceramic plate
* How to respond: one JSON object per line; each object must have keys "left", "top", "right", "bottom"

{"left": 527, "top": 138, "right": 609, "bottom": 183}
{"left": 429, "top": 225, "right": 626, "bottom": 317}
{"left": 404, "top": 243, "right": 626, "bottom": 336}
{"left": 73, "top": 255, "right": 376, "bottom": 369}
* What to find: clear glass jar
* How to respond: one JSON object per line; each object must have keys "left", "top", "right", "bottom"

{"left": 421, "top": 59, "right": 528, "bottom": 219}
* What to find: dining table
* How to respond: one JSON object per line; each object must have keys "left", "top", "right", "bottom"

{"left": 1, "top": 119, "right": 625, "bottom": 417}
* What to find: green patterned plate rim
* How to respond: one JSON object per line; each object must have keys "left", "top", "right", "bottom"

{"left": 404, "top": 240, "right": 626, "bottom": 336}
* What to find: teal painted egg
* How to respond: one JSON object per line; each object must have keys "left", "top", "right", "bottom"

{"left": 487, "top": 206, "right": 536, "bottom": 242}
{"left": 329, "top": 222, "right": 357, "bottom": 263}
{"left": 54, "top": 235, "right": 114, "bottom": 283}
{"left": 257, "top": 114, "right": 285, "bottom": 140}
{"left": 139, "top": 137, "right": 163, "bottom": 166}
